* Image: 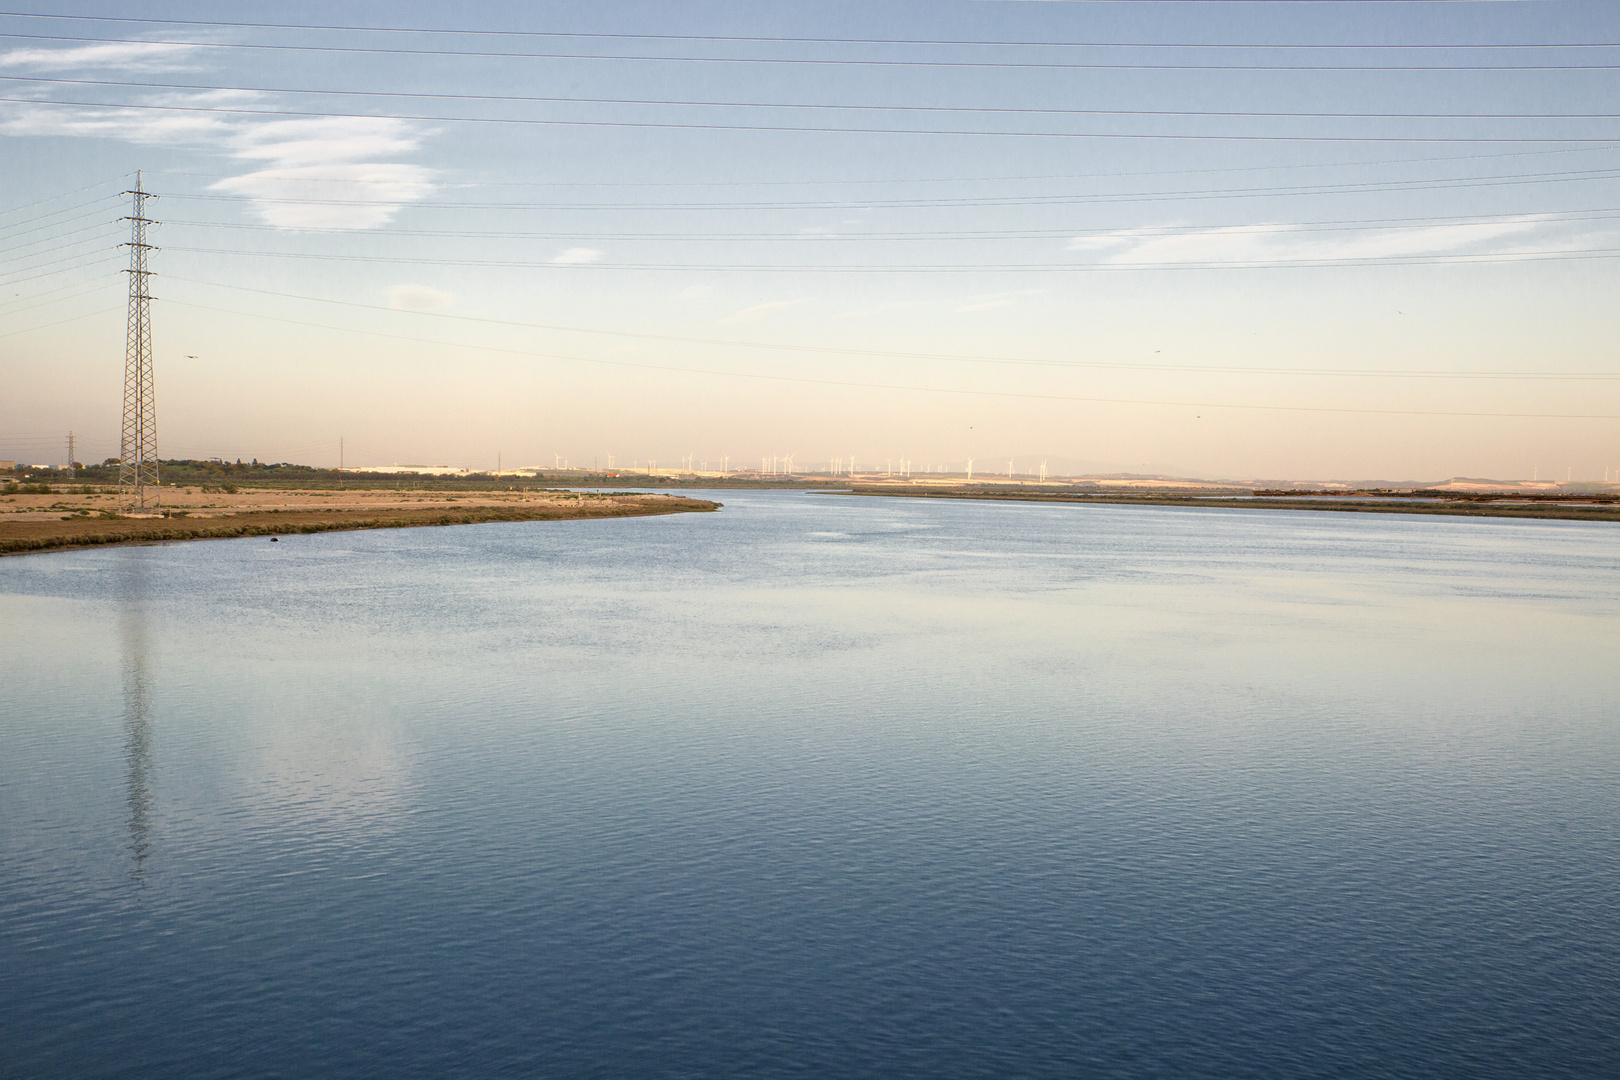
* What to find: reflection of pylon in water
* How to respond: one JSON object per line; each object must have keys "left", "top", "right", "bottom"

{"left": 120, "top": 556, "right": 154, "bottom": 885}
{"left": 119, "top": 171, "right": 159, "bottom": 511}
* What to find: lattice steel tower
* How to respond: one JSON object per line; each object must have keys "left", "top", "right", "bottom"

{"left": 119, "top": 172, "right": 159, "bottom": 511}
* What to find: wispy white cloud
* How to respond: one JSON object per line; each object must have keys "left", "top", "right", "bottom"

{"left": 1067, "top": 217, "right": 1562, "bottom": 265}
{"left": 231, "top": 116, "right": 424, "bottom": 167}
{"left": 552, "top": 247, "right": 602, "bottom": 265}
{"left": 0, "top": 38, "right": 434, "bottom": 232}
{"left": 831, "top": 298, "right": 930, "bottom": 321}
{"left": 210, "top": 116, "right": 436, "bottom": 229}
{"left": 389, "top": 285, "right": 452, "bottom": 310}
{"left": 958, "top": 288, "right": 1043, "bottom": 313}
{"left": 717, "top": 299, "right": 806, "bottom": 325}
{"left": 0, "top": 89, "right": 437, "bottom": 230}
{"left": 0, "top": 104, "right": 226, "bottom": 143}
{"left": 1064, "top": 228, "right": 1158, "bottom": 253}
{"left": 0, "top": 41, "right": 202, "bottom": 72}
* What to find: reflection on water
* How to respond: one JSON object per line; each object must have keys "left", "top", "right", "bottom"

{"left": 119, "top": 552, "right": 154, "bottom": 884}
{"left": 1, "top": 494, "right": 1617, "bottom": 1078}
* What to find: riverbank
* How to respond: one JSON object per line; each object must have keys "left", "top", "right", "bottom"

{"left": 0, "top": 489, "right": 719, "bottom": 556}
{"left": 845, "top": 486, "right": 1620, "bottom": 523}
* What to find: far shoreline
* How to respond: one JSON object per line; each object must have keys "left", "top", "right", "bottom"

{"left": 838, "top": 485, "right": 1620, "bottom": 523}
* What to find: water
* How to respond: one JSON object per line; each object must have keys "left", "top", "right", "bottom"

{"left": 2, "top": 491, "right": 1617, "bottom": 1078}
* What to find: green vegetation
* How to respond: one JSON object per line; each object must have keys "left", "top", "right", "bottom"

{"left": 62, "top": 459, "right": 565, "bottom": 492}
{"left": 12, "top": 458, "right": 841, "bottom": 492}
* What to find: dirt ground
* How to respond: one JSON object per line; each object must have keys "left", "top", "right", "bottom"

{"left": 0, "top": 487, "right": 719, "bottom": 555}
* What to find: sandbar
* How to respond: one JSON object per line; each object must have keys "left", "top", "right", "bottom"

{"left": 0, "top": 486, "right": 719, "bottom": 556}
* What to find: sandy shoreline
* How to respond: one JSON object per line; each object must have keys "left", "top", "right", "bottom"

{"left": 0, "top": 487, "right": 720, "bottom": 556}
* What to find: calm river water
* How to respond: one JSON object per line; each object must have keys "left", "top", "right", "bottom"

{"left": 2, "top": 491, "right": 1617, "bottom": 1078}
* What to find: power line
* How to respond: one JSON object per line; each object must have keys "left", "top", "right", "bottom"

{"left": 0, "top": 248, "right": 122, "bottom": 288}
{"left": 0, "top": 235, "right": 125, "bottom": 281}
{"left": 0, "top": 210, "right": 123, "bottom": 247}
{"left": 0, "top": 237, "right": 124, "bottom": 276}
{"left": 0, "top": 175, "right": 126, "bottom": 219}
{"left": 153, "top": 167, "right": 1620, "bottom": 211}
{"left": 0, "top": 278, "right": 120, "bottom": 318}
{"left": 8, "top": 75, "right": 1620, "bottom": 122}
{"left": 163, "top": 275, "right": 1620, "bottom": 382}
{"left": 0, "top": 194, "right": 126, "bottom": 238}
{"left": 160, "top": 295, "right": 1620, "bottom": 421}
{"left": 2, "top": 31, "right": 1615, "bottom": 72}
{"left": 0, "top": 303, "right": 120, "bottom": 340}
{"left": 142, "top": 145, "right": 1620, "bottom": 189}
{"left": 0, "top": 273, "right": 120, "bottom": 316}
{"left": 159, "top": 242, "right": 1620, "bottom": 271}
{"left": 3, "top": 11, "right": 1616, "bottom": 50}
{"left": 5, "top": 94, "right": 1619, "bottom": 143}
{"left": 153, "top": 208, "right": 1620, "bottom": 243}
{"left": 0, "top": 210, "right": 126, "bottom": 247}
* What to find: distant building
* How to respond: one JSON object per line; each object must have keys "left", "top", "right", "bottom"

{"left": 346, "top": 465, "right": 473, "bottom": 476}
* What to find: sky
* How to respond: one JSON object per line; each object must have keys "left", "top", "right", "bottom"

{"left": 2, "top": 0, "right": 1619, "bottom": 481}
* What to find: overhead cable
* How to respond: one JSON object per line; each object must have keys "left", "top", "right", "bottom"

{"left": 162, "top": 275, "right": 1620, "bottom": 382}
{"left": 2, "top": 11, "right": 1616, "bottom": 50}
{"left": 160, "top": 242, "right": 1620, "bottom": 270}
{"left": 160, "top": 296, "right": 1620, "bottom": 421}
{"left": 3, "top": 94, "right": 1618, "bottom": 143}
{"left": 6, "top": 75, "right": 1620, "bottom": 121}
{"left": 153, "top": 208, "right": 1620, "bottom": 243}
{"left": 154, "top": 167, "right": 1620, "bottom": 210}
{"left": 0, "top": 31, "right": 1613, "bottom": 71}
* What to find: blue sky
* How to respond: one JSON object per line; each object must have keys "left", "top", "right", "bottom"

{"left": 3, "top": 1, "right": 1619, "bottom": 480}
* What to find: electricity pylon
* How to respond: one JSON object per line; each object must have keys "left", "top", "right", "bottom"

{"left": 119, "top": 172, "right": 159, "bottom": 511}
